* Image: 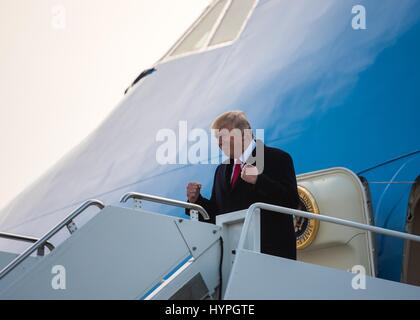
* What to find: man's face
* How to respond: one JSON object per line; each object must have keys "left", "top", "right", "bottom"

{"left": 216, "top": 127, "right": 251, "bottom": 159}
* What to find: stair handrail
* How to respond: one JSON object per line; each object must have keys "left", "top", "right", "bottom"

{"left": 0, "top": 199, "right": 105, "bottom": 280}
{"left": 238, "top": 202, "right": 420, "bottom": 252}
{"left": 120, "top": 192, "right": 210, "bottom": 220}
{"left": 0, "top": 232, "right": 55, "bottom": 256}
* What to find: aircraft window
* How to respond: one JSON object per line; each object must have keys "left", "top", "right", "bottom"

{"left": 170, "top": 0, "right": 229, "bottom": 57}
{"left": 166, "top": 0, "right": 257, "bottom": 61}
{"left": 210, "top": 0, "right": 256, "bottom": 46}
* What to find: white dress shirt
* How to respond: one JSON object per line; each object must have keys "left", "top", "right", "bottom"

{"left": 231, "top": 139, "right": 256, "bottom": 182}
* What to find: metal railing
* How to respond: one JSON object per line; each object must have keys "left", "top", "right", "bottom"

{"left": 238, "top": 202, "right": 420, "bottom": 251}
{"left": 0, "top": 232, "right": 55, "bottom": 256}
{"left": 0, "top": 199, "right": 105, "bottom": 280}
{"left": 120, "top": 192, "right": 210, "bottom": 220}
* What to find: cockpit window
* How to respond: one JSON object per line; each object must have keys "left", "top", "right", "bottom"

{"left": 171, "top": 0, "right": 229, "bottom": 57}
{"left": 165, "top": 0, "right": 257, "bottom": 61}
{"left": 210, "top": 0, "right": 256, "bottom": 46}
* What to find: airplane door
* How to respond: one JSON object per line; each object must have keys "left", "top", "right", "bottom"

{"left": 295, "top": 167, "right": 375, "bottom": 276}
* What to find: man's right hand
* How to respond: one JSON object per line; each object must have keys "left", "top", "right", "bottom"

{"left": 186, "top": 182, "right": 201, "bottom": 203}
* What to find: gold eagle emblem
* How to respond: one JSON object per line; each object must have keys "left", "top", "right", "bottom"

{"left": 294, "top": 186, "right": 320, "bottom": 250}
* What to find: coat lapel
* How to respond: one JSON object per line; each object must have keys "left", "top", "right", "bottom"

{"left": 220, "top": 162, "right": 232, "bottom": 194}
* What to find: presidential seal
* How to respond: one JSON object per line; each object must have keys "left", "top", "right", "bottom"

{"left": 294, "top": 186, "right": 320, "bottom": 250}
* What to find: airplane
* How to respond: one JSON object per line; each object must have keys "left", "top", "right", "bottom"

{"left": 0, "top": 0, "right": 419, "bottom": 299}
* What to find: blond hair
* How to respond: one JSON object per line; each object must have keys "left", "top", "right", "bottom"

{"left": 211, "top": 110, "right": 251, "bottom": 131}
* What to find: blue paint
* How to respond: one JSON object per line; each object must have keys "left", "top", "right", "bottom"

{"left": 138, "top": 254, "right": 193, "bottom": 299}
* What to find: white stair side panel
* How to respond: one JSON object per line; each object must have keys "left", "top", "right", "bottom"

{"left": 0, "top": 206, "right": 192, "bottom": 299}
{"left": 224, "top": 249, "right": 420, "bottom": 300}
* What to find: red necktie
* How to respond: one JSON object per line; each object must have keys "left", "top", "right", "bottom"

{"left": 231, "top": 163, "right": 241, "bottom": 188}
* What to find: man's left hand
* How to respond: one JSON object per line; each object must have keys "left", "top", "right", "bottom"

{"left": 241, "top": 164, "right": 258, "bottom": 185}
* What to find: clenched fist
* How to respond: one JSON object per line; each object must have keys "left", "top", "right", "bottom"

{"left": 241, "top": 164, "right": 259, "bottom": 184}
{"left": 186, "top": 182, "right": 201, "bottom": 203}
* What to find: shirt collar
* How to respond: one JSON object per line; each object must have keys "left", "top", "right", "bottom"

{"left": 238, "top": 139, "right": 256, "bottom": 164}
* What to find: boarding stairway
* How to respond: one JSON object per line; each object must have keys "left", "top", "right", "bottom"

{"left": 0, "top": 167, "right": 420, "bottom": 299}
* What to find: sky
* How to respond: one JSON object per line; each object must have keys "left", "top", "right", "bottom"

{"left": 0, "top": 0, "right": 210, "bottom": 210}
